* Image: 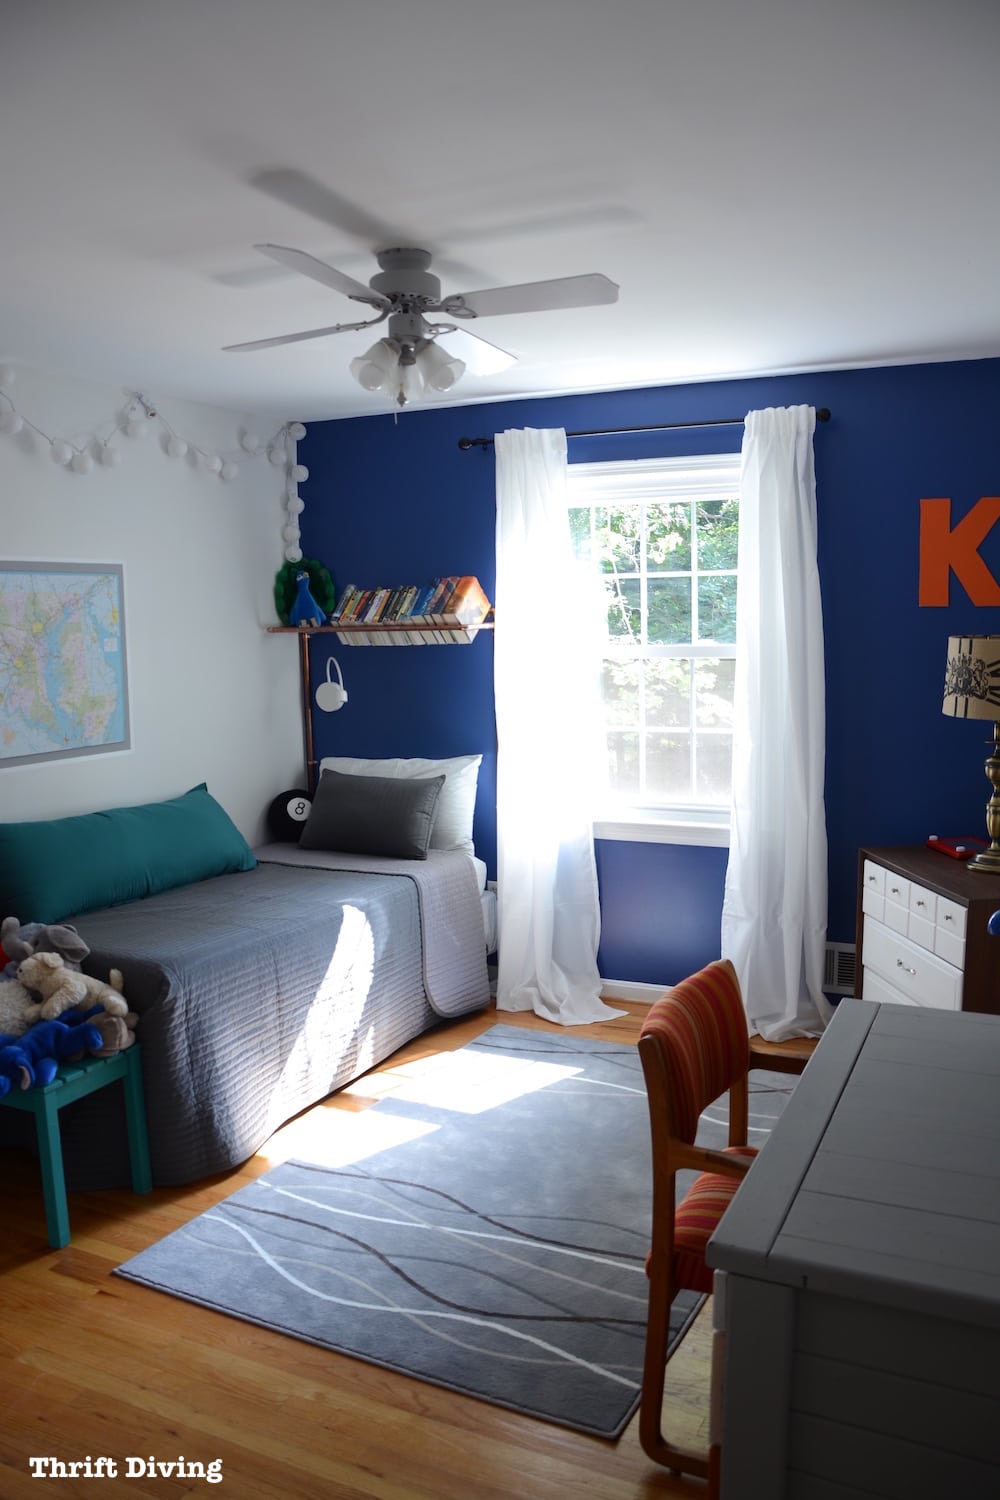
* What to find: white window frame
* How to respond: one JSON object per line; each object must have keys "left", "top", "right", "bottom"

{"left": 567, "top": 451, "right": 741, "bottom": 848}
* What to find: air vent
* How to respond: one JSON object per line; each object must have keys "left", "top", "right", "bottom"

{"left": 824, "top": 942, "right": 857, "bottom": 995}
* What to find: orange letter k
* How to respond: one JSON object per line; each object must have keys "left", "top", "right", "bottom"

{"left": 919, "top": 497, "right": 1000, "bottom": 606}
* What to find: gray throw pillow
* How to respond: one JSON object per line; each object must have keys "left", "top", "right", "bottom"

{"left": 300, "top": 769, "right": 445, "bottom": 859}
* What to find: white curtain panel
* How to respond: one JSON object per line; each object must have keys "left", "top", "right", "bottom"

{"left": 493, "top": 427, "right": 624, "bottom": 1025}
{"left": 721, "top": 406, "right": 833, "bottom": 1041}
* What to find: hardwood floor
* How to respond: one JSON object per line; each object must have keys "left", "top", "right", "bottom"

{"left": 0, "top": 1002, "right": 712, "bottom": 1499}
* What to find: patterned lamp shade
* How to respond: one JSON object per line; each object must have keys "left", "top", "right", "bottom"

{"left": 942, "top": 636, "right": 1000, "bottom": 721}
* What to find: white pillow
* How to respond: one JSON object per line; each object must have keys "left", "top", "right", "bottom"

{"left": 317, "top": 754, "right": 482, "bottom": 856}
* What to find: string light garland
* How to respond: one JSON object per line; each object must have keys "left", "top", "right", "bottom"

{"left": 0, "top": 365, "right": 309, "bottom": 561}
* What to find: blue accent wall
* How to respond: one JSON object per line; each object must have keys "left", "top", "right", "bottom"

{"left": 298, "top": 356, "right": 1000, "bottom": 985}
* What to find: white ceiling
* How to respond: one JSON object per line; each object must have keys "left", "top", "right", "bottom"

{"left": 3, "top": 0, "right": 998, "bottom": 423}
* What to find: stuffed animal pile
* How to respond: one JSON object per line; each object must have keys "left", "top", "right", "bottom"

{"left": 0, "top": 916, "right": 92, "bottom": 1036}
{"left": 0, "top": 915, "right": 139, "bottom": 1096}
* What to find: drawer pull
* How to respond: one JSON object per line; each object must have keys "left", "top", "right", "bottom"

{"left": 915, "top": 899, "right": 926, "bottom": 908}
{"left": 890, "top": 885, "right": 901, "bottom": 895}
{"left": 943, "top": 913, "right": 954, "bottom": 922}
{"left": 867, "top": 874, "right": 877, "bottom": 884}
{"left": 896, "top": 959, "right": 917, "bottom": 976}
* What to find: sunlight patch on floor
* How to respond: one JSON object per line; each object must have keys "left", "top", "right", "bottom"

{"left": 257, "top": 1104, "right": 438, "bottom": 1168}
{"left": 378, "top": 1049, "right": 582, "bottom": 1115}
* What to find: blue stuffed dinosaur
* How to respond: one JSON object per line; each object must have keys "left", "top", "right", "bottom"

{"left": 0, "top": 1018, "right": 103, "bottom": 1097}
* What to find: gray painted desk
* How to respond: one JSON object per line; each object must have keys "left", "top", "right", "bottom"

{"left": 706, "top": 998, "right": 1000, "bottom": 1499}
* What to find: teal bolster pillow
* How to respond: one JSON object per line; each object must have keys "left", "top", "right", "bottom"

{"left": 0, "top": 783, "right": 256, "bottom": 923}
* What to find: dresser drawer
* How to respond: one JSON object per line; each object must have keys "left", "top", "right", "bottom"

{"left": 935, "top": 895, "right": 966, "bottom": 966}
{"left": 907, "top": 881, "right": 936, "bottom": 949}
{"left": 862, "top": 917, "right": 962, "bottom": 1010}
{"left": 861, "top": 965, "right": 922, "bottom": 1007}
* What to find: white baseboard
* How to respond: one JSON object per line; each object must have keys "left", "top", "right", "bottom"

{"left": 600, "top": 978, "right": 667, "bottom": 1004}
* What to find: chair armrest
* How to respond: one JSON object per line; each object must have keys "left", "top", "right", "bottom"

{"left": 675, "top": 1143, "right": 753, "bottom": 1179}
{"left": 749, "top": 1035, "right": 817, "bottom": 1076}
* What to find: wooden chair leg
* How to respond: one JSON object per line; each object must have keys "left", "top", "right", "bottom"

{"left": 639, "top": 1255, "right": 709, "bottom": 1478}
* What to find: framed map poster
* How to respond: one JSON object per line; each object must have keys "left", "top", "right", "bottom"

{"left": 0, "top": 561, "right": 130, "bottom": 766}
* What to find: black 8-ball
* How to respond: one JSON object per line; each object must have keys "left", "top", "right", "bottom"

{"left": 267, "top": 789, "right": 312, "bottom": 842}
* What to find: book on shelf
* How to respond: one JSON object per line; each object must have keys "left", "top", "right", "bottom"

{"left": 327, "top": 585, "right": 354, "bottom": 623}
{"left": 439, "top": 575, "right": 492, "bottom": 633}
{"left": 400, "top": 579, "right": 437, "bottom": 644}
{"left": 344, "top": 588, "right": 374, "bottom": 625}
{"left": 419, "top": 576, "right": 455, "bottom": 644}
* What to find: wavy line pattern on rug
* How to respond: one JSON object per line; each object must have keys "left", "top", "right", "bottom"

{"left": 116, "top": 1025, "right": 792, "bottom": 1437}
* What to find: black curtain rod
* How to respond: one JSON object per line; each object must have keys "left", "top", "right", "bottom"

{"left": 457, "top": 407, "right": 831, "bottom": 451}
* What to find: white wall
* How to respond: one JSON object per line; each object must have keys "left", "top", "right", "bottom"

{"left": 0, "top": 366, "right": 304, "bottom": 843}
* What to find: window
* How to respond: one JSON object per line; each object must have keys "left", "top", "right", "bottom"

{"left": 567, "top": 453, "right": 741, "bottom": 845}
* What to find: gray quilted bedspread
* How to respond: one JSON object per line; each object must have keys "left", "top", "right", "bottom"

{"left": 39, "top": 851, "right": 489, "bottom": 1188}
{"left": 254, "top": 843, "right": 490, "bottom": 1017}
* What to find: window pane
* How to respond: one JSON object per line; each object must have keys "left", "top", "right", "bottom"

{"left": 697, "top": 498, "right": 739, "bottom": 569}
{"left": 568, "top": 507, "right": 592, "bottom": 560}
{"left": 645, "top": 733, "right": 691, "bottom": 801}
{"left": 696, "top": 733, "right": 733, "bottom": 803}
{"left": 601, "top": 659, "right": 640, "bottom": 726}
{"left": 647, "top": 502, "right": 691, "bottom": 570}
{"left": 607, "top": 732, "right": 639, "bottom": 795}
{"left": 647, "top": 577, "right": 691, "bottom": 644}
{"left": 697, "top": 575, "right": 736, "bottom": 643}
{"left": 606, "top": 576, "right": 640, "bottom": 639}
{"left": 596, "top": 505, "right": 641, "bottom": 573}
{"left": 644, "top": 658, "right": 691, "bottom": 728}
{"left": 694, "top": 658, "right": 735, "bottom": 727}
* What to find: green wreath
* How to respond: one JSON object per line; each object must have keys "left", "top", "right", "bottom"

{"left": 273, "top": 558, "right": 337, "bottom": 625}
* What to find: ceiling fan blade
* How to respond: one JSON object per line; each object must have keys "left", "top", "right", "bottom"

{"left": 443, "top": 272, "right": 619, "bottom": 320}
{"left": 435, "top": 325, "right": 517, "bottom": 376}
{"left": 254, "top": 244, "right": 388, "bottom": 308}
{"left": 250, "top": 168, "right": 401, "bottom": 246}
{"left": 222, "top": 323, "right": 360, "bottom": 353}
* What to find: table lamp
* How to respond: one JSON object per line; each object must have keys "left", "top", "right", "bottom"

{"left": 942, "top": 634, "right": 1000, "bottom": 873}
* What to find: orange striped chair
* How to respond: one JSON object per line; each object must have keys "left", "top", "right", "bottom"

{"left": 637, "top": 958, "right": 811, "bottom": 1481}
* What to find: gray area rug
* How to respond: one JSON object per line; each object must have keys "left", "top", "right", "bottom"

{"left": 115, "top": 1025, "right": 794, "bottom": 1438}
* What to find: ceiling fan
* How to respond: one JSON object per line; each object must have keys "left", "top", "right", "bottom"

{"left": 222, "top": 243, "right": 619, "bottom": 406}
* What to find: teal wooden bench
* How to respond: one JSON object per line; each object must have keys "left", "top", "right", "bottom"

{"left": 0, "top": 1045, "right": 152, "bottom": 1248}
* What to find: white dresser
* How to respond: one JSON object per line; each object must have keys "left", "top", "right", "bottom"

{"left": 855, "top": 845, "right": 1000, "bottom": 1013}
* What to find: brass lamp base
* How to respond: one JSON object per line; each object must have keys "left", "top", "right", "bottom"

{"left": 972, "top": 725, "right": 1000, "bottom": 872}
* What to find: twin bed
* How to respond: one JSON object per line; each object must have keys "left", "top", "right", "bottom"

{"left": 0, "top": 763, "right": 493, "bottom": 1188}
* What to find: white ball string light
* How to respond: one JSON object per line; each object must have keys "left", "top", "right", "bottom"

{"left": 275, "top": 422, "right": 310, "bottom": 562}
{"left": 0, "top": 373, "right": 304, "bottom": 495}
{"left": 0, "top": 367, "right": 309, "bottom": 563}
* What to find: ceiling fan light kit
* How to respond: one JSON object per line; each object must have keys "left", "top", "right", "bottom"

{"left": 349, "top": 334, "right": 465, "bottom": 405}
{"left": 224, "top": 242, "right": 618, "bottom": 407}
